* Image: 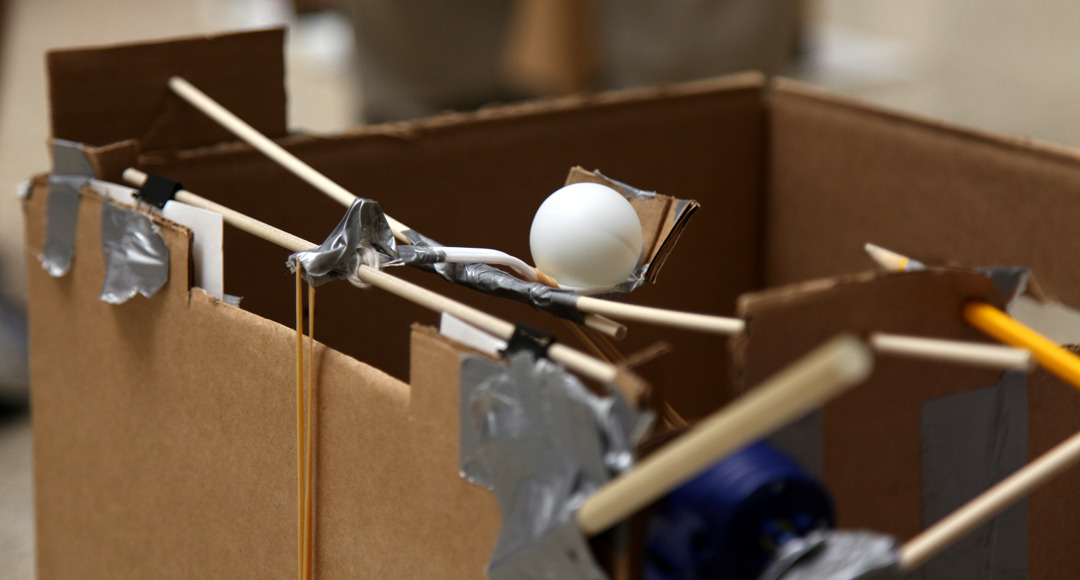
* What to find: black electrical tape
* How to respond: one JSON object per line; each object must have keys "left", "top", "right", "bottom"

{"left": 136, "top": 172, "right": 184, "bottom": 209}
{"left": 501, "top": 324, "right": 557, "bottom": 359}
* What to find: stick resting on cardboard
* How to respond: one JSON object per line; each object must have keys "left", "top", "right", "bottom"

{"left": 123, "top": 168, "right": 619, "bottom": 386}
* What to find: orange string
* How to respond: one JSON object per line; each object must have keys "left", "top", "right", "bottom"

{"left": 303, "top": 284, "right": 315, "bottom": 579}
{"left": 294, "top": 269, "right": 305, "bottom": 580}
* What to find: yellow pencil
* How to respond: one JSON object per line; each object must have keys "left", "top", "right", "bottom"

{"left": 963, "top": 302, "right": 1080, "bottom": 391}
{"left": 863, "top": 242, "right": 1080, "bottom": 392}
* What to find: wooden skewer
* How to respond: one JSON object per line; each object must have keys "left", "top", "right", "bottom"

{"left": 168, "top": 76, "right": 762, "bottom": 336}
{"left": 575, "top": 296, "right": 747, "bottom": 335}
{"left": 169, "top": 76, "right": 408, "bottom": 237}
{"left": 899, "top": 426, "right": 1080, "bottom": 570}
{"left": 577, "top": 334, "right": 873, "bottom": 536}
{"left": 170, "top": 76, "right": 628, "bottom": 339}
{"left": 123, "top": 168, "right": 618, "bottom": 385}
{"left": 870, "top": 332, "right": 1034, "bottom": 371}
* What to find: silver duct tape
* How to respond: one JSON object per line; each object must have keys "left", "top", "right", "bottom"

{"left": 759, "top": 530, "right": 901, "bottom": 580}
{"left": 459, "top": 352, "right": 652, "bottom": 580}
{"left": 403, "top": 230, "right": 586, "bottom": 322}
{"left": 99, "top": 199, "right": 169, "bottom": 304}
{"left": 41, "top": 140, "right": 97, "bottom": 277}
{"left": 287, "top": 198, "right": 399, "bottom": 286}
{"left": 42, "top": 176, "right": 83, "bottom": 277}
{"left": 979, "top": 266, "right": 1030, "bottom": 307}
{"left": 593, "top": 169, "right": 656, "bottom": 200}
{"left": 917, "top": 374, "right": 1028, "bottom": 580}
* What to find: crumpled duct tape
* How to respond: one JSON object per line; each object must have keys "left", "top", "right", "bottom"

{"left": 288, "top": 198, "right": 588, "bottom": 321}
{"left": 759, "top": 530, "right": 901, "bottom": 580}
{"left": 99, "top": 198, "right": 169, "bottom": 304}
{"left": 41, "top": 140, "right": 96, "bottom": 276}
{"left": 404, "top": 230, "right": 586, "bottom": 322}
{"left": 459, "top": 351, "right": 652, "bottom": 580}
{"left": 287, "top": 198, "right": 400, "bottom": 286}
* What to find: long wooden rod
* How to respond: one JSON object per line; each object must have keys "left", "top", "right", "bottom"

{"left": 577, "top": 334, "right": 873, "bottom": 535}
{"left": 123, "top": 168, "right": 618, "bottom": 385}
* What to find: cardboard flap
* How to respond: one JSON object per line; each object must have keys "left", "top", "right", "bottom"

{"left": 565, "top": 166, "right": 699, "bottom": 284}
{"left": 47, "top": 28, "right": 286, "bottom": 152}
{"left": 734, "top": 268, "right": 1006, "bottom": 539}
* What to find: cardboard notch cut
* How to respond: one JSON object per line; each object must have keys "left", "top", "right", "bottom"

{"left": 137, "top": 171, "right": 183, "bottom": 209}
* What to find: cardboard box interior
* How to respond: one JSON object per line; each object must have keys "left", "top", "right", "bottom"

{"left": 27, "top": 29, "right": 1080, "bottom": 578}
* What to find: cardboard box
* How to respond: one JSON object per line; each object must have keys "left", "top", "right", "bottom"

{"left": 24, "top": 29, "right": 1080, "bottom": 578}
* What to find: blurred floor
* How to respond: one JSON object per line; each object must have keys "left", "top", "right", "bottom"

{"left": 4, "top": 0, "right": 1080, "bottom": 578}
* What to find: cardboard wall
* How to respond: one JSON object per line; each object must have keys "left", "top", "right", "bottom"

{"left": 33, "top": 30, "right": 1080, "bottom": 579}
{"left": 139, "top": 76, "right": 768, "bottom": 417}
{"left": 735, "top": 270, "right": 1006, "bottom": 539}
{"left": 47, "top": 29, "right": 287, "bottom": 152}
{"left": 24, "top": 183, "right": 500, "bottom": 578}
{"left": 766, "top": 79, "right": 1080, "bottom": 304}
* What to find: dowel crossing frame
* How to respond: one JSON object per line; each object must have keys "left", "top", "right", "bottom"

{"left": 122, "top": 168, "right": 619, "bottom": 385}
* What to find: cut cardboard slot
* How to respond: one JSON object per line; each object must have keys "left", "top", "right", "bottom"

{"left": 26, "top": 29, "right": 1080, "bottom": 579}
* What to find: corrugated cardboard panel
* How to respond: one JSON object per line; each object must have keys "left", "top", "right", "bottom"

{"left": 735, "top": 269, "right": 1005, "bottom": 540}
{"left": 140, "top": 75, "right": 769, "bottom": 418}
{"left": 24, "top": 183, "right": 498, "bottom": 578}
{"left": 47, "top": 28, "right": 286, "bottom": 151}
{"left": 767, "top": 79, "right": 1080, "bottom": 304}
{"left": 1027, "top": 357, "right": 1080, "bottom": 580}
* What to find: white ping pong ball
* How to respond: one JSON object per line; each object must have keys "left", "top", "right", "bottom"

{"left": 529, "top": 182, "right": 644, "bottom": 289}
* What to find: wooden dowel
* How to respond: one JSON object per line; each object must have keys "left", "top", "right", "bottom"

{"left": 577, "top": 335, "right": 873, "bottom": 536}
{"left": 899, "top": 427, "right": 1080, "bottom": 570}
{"left": 964, "top": 301, "right": 1080, "bottom": 391}
{"left": 583, "top": 314, "right": 628, "bottom": 341}
{"left": 576, "top": 296, "right": 746, "bottom": 335}
{"left": 168, "top": 76, "right": 413, "bottom": 237}
{"left": 870, "top": 332, "right": 1034, "bottom": 371}
{"left": 169, "top": 77, "right": 633, "bottom": 339}
{"left": 573, "top": 294, "right": 1033, "bottom": 372}
{"left": 122, "top": 168, "right": 618, "bottom": 384}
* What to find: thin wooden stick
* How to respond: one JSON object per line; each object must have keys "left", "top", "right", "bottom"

{"left": 899, "top": 427, "right": 1080, "bottom": 570}
{"left": 575, "top": 296, "right": 746, "bottom": 335}
{"left": 870, "top": 332, "right": 1034, "bottom": 371}
{"left": 122, "top": 169, "right": 618, "bottom": 385}
{"left": 577, "top": 335, "right": 873, "bottom": 536}
{"left": 964, "top": 301, "right": 1080, "bottom": 391}
{"left": 169, "top": 79, "right": 630, "bottom": 339}
{"left": 168, "top": 76, "right": 409, "bottom": 237}
{"left": 574, "top": 293, "right": 1034, "bottom": 370}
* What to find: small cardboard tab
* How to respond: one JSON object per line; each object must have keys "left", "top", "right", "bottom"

{"left": 565, "top": 167, "right": 699, "bottom": 284}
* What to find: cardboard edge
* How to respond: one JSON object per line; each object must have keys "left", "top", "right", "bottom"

{"left": 139, "top": 72, "right": 770, "bottom": 165}
{"left": 770, "top": 77, "right": 1080, "bottom": 168}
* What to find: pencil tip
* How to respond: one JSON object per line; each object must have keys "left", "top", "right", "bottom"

{"left": 864, "top": 242, "right": 912, "bottom": 272}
